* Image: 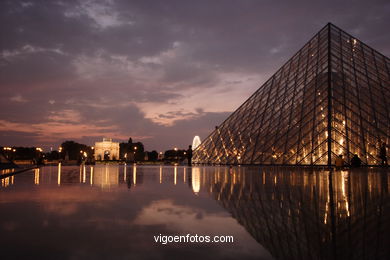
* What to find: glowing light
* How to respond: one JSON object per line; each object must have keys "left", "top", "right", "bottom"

{"left": 192, "top": 136, "right": 202, "bottom": 150}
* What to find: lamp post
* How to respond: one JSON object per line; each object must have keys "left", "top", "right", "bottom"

{"left": 174, "top": 147, "right": 178, "bottom": 162}
{"left": 59, "top": 146, "right": 62, "bottom": 160}
{"left": 35, "top": 147, "right": 43, "bottom": 165}
{"left": 133, "top": 146, "right": 137, "bottom": 163}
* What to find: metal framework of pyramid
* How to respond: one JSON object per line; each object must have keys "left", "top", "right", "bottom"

{"left": 193, "top": 23, "right": 390, "bottom": 166}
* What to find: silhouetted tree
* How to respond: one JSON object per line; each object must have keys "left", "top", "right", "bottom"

{"left": 13, "top": 147, "right": 36, "bottom": 160}
{"left": 60, "top": 141, "right": 92, "bottom": 161}
{"left": 148, "top": 150, "right": 158, "bottom": 161}
{"left": 45, "top": 151, "right": 60, "bottom": 160}
{"left": 164, "top": 149, "right": 186, "bottom": 162}
{"left": 119, "top": 137, "right": 145, "bottom": 161}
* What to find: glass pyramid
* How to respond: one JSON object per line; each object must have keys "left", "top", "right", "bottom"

{"left": 193, "top": 23, "right": 390, "bottom": 166}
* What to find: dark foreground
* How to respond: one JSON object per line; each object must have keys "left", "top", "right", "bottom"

{"left": 0, "top": 165, "right": 389, "bottom": 259}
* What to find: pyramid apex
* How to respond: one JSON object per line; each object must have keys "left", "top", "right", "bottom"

{"left": 323, "top": 22, "right": 336, "bottom": 30}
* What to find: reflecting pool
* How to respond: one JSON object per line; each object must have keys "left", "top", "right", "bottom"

{"left": 0, "top": 165, "right": 389, "bottom": 259}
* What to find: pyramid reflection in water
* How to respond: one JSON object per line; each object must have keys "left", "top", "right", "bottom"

{"left": 199, "top": 167, "right": 389, "bottom": 260}
{"left": 194, "top": 23, "right": 390, "bottom": 166}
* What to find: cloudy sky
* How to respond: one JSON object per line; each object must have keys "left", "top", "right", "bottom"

{"left": 0, "top": 0, "right": 389, "bottom": 152}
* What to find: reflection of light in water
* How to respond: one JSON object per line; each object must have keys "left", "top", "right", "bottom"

{"left": 124, "top": 164, "right": 127, "bottom": 182}
{"left": 183, "top": 167, "right": 186, "bottom": 183}
{"left": 341, "top": 170, "right": 350, "bottom": 217}
{"left": 324, "top": 181, "right": 330, "bottom": 224}
{"left": 57, "top": 163, "right": 61, "bottom": 186}
{"left": 133, "top": 165, "right": 137, "bottom": 186}
{"left": 79, "top": 165, "right": 82, "bottom": 183}
{"left": 82, "top": 165, "right": 86, "bottom": 183}
{"left": 174, "top": 166, "right": 177, "bottom": 185}
{"left": 1, "top": 176, "right": 14, "bottom": 187}
{"left": 192, "top": 136, "right": 201, "bottom": 150}
{"left": 192, "top": 167, "right": 201, "bottom": 195}
{"left": 105, "top": 166, "right": 109, "bottom": 185}
{"left": 34, "top": 168, "right": 40, "bottom": 185}
{"left": 159, "top": 166, "right": 162, "bottom": 184}
{"left": 90, "top": 166, "right": 94, "bottom": 186}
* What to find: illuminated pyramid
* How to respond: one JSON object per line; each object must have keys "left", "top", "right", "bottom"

{"left": 194, "top": 23, "right": 390, "bottom": 166}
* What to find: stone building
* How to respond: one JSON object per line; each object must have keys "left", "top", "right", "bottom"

{"left": 94, "top": 138, "right": 119, "bottom": 161}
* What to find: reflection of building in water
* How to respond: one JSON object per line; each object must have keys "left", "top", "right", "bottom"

{"left": 196, "top": 167, "right": 389, "bottom": 260}
{"left": 92, "top": 165, "right": 119, "bottom": 189}
{"left": 1, "top": 168, "right": 15, "bottom": 188}
{"left": 1, "top": 175, "right": 14, "bottom": 188}
{"left": 94, "top": 138, "right": 119, "bottom": 161}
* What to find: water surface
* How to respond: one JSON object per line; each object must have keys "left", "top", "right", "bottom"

{"left": 0, "top": 165, "right": 389, "bottom": 259}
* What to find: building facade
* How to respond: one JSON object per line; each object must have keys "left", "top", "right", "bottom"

{"left": 94, "top": 138, "right": 120, "bottom": 161}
